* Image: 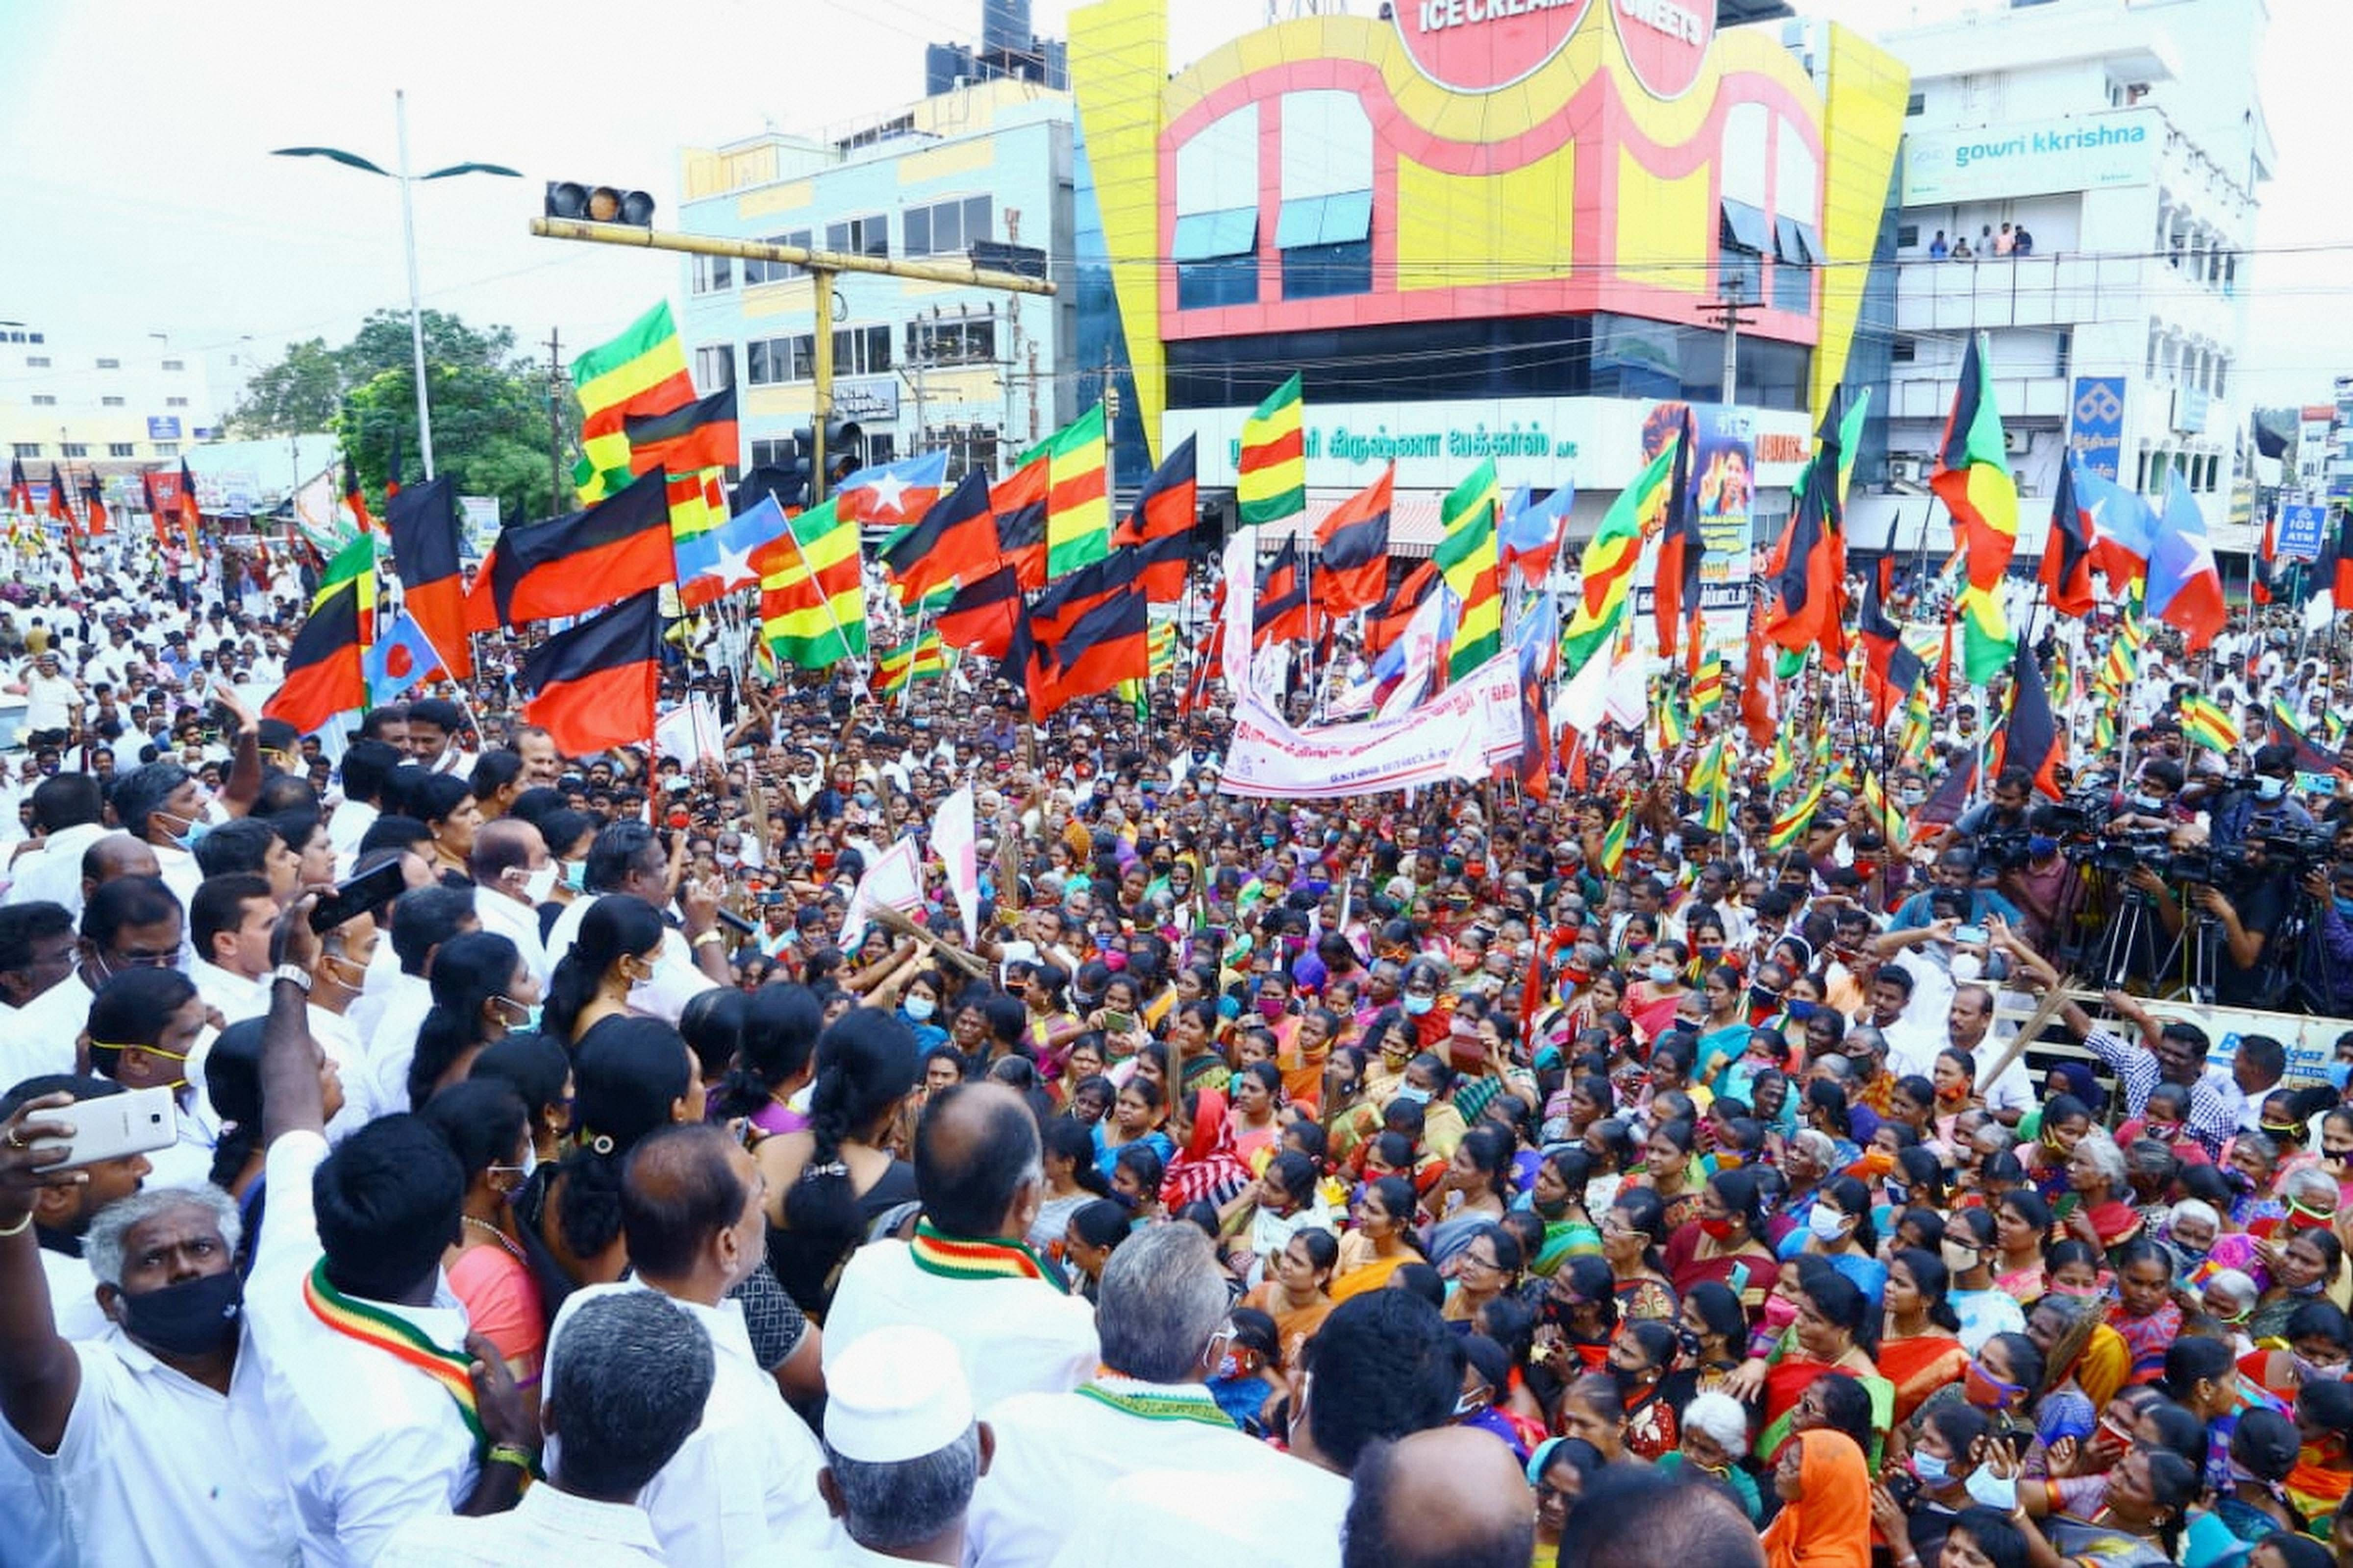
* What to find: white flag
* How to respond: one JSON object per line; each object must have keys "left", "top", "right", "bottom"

{"left": 932, "top": 784, "right": 980, "bottom": 950}
{"left": 837, "top": 835, "right": 925, "bottom": 953}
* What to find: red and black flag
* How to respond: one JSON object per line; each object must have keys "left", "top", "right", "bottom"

{"left": 385, "top": 476, "right": 475, "bottom": 681}
{"left": 470, "top": 468, "right": 674, "bottom": 631}
{"left": 263, "top": 575, "right": 366, "bottom": 736}
{"left": 46, "top": 465, "right": 72, "bottom": 526}
{"left": 1000, "top": 603, "right": 1053, "bottom": 718}
{"left": 1856, "top": 568, "right": 1927, "bottom": 724}
{"left": 2040, "top": 456, "right": 2097, "bottom": 618}
{"left": 2251, "top": 510, "right": 2277, "bottom": 606}
{"left": 1313, "top": 464, "right": 1393, "bottom": 616}
{"left": 1650, "top": 410, "right": 1704, "bottom": 671}
{"left": 1760, "top": 413, "right": 1847, "bottom": 670}
{"left": 176, "top": 458, "right": 203, "bottom": 549}
{"left": 1990, "top": 637, "right": 2064, "bottom": 799}
{"left": 7, "top": 458, "right": 30, "bottom": 513}
{"left": 935, "top": 561, "right": 1024, "bottom": 660}
{"left": 1031, "top": 551, "right": 1139, "bottom": 648}
{"left": 991, "top": 453, "right": 1050, "bottom": 591}
{"left": 1035, "top": 585, "right": 1150, "bottom": 721}
{"left": 141, "top": 470, "right": 168, "bottom": 545}
{"left": 343, "top": 455, "right": 375, "bottom": 535}
{"left": 1364, "top": 558, "right": 1438, "bottom": 658}
{"left": 623, "top": 388, "right": 739, "bottom": 477}
{"left": 2325, "top": 508, "right": 2353, "bottom": 606}
{"left": 882, "top": 467, "right": 998, "bottom": 604}
{"left": 520, "top": 590, "right": 662, "bottom": 755}
{"left": 79, "top": 473, "right": 110, "bottom": 537}
{"left": 1254, "top": 535, "right": 1310, "bottom": 647}
{"left": 1115, "top": 435, "right": 1197, "bottom": 602}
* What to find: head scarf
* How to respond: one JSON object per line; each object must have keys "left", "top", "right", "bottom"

{"left": 1760, "top": 1429, "right": 1872, "bottom": 1568}
{"left": 1160, "top": 1087, "right": 1252, "bottom": 1210}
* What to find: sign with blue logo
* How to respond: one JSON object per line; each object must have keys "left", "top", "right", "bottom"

{"left": 2279, "top": 502, "right": 2327, "bottom": 560}
{"left": 146, "top": 416, "right": 181, "bottom": 441}
{"left": 2067, "top": 376, "right": 2125, "bottom": 481}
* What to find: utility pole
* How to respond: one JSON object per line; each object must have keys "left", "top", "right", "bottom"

{"left": 1700, "top": 275, "right": 1761, "bottom": 404}
{"left": 528, "top": 219, "right": 1055, "bottom": 503}
{"left": 544, "top": 326, "right": 565, "bottom": 519}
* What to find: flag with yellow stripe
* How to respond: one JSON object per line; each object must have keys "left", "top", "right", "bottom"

{"left": 1436, "top": 459, "right": 1501, "bottom": 680}
{"left": 1237, "top": 373, "right": 1306, "bottom": 528}
{"left": 572, "top": 302, "right": 697, "bottom": 503}
{"left": 759, "top": 498, "right": 867, "bottom": 668}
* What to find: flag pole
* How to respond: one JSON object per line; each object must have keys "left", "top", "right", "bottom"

{"left": 773, "top": 502, "right": 864, "bottom": 712}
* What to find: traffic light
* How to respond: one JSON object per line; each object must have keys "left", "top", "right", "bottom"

{"left": 545, "top": 180, "right": 656, "bottom": 226}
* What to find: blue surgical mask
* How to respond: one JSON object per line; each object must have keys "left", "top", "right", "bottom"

{"left": 1964, "top": 1467, "right": 2018, "bottom": 1511}
{"left": 163, "top": 809, "right": 213, "bottom": 851}
{"left": 2335, "top": 897, "right": 2353, "bottom": 920}
{"left": 1783, "top": 998, "right": 1817, "bottom": 1021}
{"left": 2256, "top": 775, "right": 2287, "bottom": 801}
{"left": 498, "top": 996, "right": 543, "bottom": 1034}
{"left": 2132, "top": 793, "right": 2163, "bottom": 813}
{"left": 1394, "top": 1083, "right": 1432, "bottom": 1106}
{"left": 1648, "top": 962, "right": 1677, "bottom": 985}
{"left": 2329, "top": 1060, "right": 2353, "bottom": 1092}
{"left": 1402, "top": 992, "right": 1435, "bottom": 1016}
{"left": 904, "top": 996, "right": 936, "bottom": 1023}
{"left": 1910, "top": 1450, "right": 1951, "bottom": 1486}
{"left": 562, "top": 859, "right": 586, "bottom": 892}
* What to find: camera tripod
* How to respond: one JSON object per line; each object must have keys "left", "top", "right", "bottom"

{"left": 2096, "top": 885, "right": 2220, "bottom": 1002}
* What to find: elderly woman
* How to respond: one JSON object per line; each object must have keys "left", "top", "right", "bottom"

{"left": 2057, "top": 1128, "right": 2143, "bottom": 1255}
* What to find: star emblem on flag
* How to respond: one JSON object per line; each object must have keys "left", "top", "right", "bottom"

{"left": 863, "top": 471, "right": 911, "bottom": 517}
{"left": 699, "top": 539, "right": 760, "bottom": 594}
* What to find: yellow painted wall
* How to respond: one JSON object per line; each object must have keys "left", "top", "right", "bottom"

{"left": 1614, "top": 149, "right": 1712, "bottom": 295}
{"left": 1810, "top": 24, "right": 1910, "bottom": 422}
{"left": 738, "top": 179, "right": 815, "bottom": 221}
{"left": 1071, "top": 0, "right": 1170, "bottom": 464}
{"left": 1394, "top": 150, "right": 1575, "bottom": 293}
{"left": 896, "top": 137, "right": 997, "bottom": 187}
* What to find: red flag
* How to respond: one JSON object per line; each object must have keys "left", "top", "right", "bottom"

{"left": 622, "top": 388, "right": 739, "bottom": 478}
{"left": 881, "top": 468, "right": 998, "bottom": 604}
{"left": 2039, "top": 456, "right": 2097, "bottom": 618}
{"left": 385, "top": 477, "right": 475, "bottom": 680}
{"left": 2252, "top": 511, "right": 2277, "bottom": 606}
{"left": 935, "top": 562, "right": 1024, "bottom": 660}
{"left": 1364, "top": 559, "right": 1438, "bottom": 658}
{"left": 343, "top": 456, "right": 375, "bottom": 535}
{"left": 1650, "top": 413, "right": 1703, "bottom": 671}
{"left": 1032, "top": 552, "right": 1140, "bottom": 648}
{"left": 6, "top": 458, "right": 29, "bottom": 514}
{"left": 1116, "top": 436, "right": 1197, "bottom": 602}
{"left": 46, "top": 465, "right": 72, "bottom": 526}
{"left": 1254, "top": 536, "right": 1310, "bottom": 647}
{"left": 991, "top": 455, "right": 1050, "bottom": 592}
{"left": 176, "top": 459, "right": 203, "bottom": 551}
{"left": 1033, "top": 587, "right": 1150, "bottom": 720}
{"left": 1313, "top": 465, "right": 1393, "bottom": 616}
{"left": 473, "top": 469, "right": 674, "bottom": 630}
{"left": 263, "top": 578, "right": 365, "bottom": 734}
{"left": 79, "top": 474, "right": 110, "bottom": 537}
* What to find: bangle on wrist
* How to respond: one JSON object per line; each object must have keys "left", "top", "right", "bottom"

{"left": 486, "top": 1442, "right": 537, "bottom": 1472}
{"left": 0, "top": 1211, "right": 32, "bottom": 1238}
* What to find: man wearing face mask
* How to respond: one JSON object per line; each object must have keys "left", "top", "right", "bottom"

{"left": 468, "top": 820, "right": 556, "bottom": 989}
{"left": 2205, "top": 743, "right": 2318, "bottom": 850}
{"left": 0, "top": 1124, "right": 298, "bottom": 1566}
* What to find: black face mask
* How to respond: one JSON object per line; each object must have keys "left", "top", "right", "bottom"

{"left": 118, "top": 1269, "right": 244, "bottom": 1357}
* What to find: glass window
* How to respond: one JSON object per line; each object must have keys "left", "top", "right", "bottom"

{"left": 1173, "top": 208, "right": 1258, "bottom": 262}
{"left": 747, "top": 335, "right": 815, "bottom": 385}
{"left": 10, "top": 443, "right": 38, "bottom": 458}
{"left": 100, "top": 396, "right": 125, "bottom": 407}
{"left": 95, "top": 357, "right": 120, "bottom": 369}
{"left": 25, "top": 356, "right": 48, "bottom": 368}
{"left": 108, "top": 443, "right": 135, "bottom": 458}
{"left": 1281, "top": 241, "right": 1371, "bottom": 301}
{"left": 152, "top": 443, "right": 178, "bottom": 456}
{"left": 830, "top": 326, "right": 892, "bottom": 377}
{"left": 745, "top": 230, "right": 811, "bottom": 285}
{"left": 826, "top": 215, "right": 887, "bottom": 259}
{"left": 60, "top": 443, "right": 86, "bottom": 458}
{"left": 161, "top": 358, "right": 185, "bottom": 371}
{"left": 692, "top": 253, "right": 734, "bottom": 293}
{"left": 906, "top": 316, "right": 997, "bottom": 366}
{"left": 1275, "top": 191, "right": 1372, "bottom": 250}
{"left": 749, "top": 438, "right": 796, "bottom": 469}
{"left": 904, "top": 206, "right": 930, "bottom": 257}
{"left": 29, "top": 394, "right": 53, "bottom": 405}
{"left": 166, "top": 396, "right": 188, "bottom": 407}
{"left": 695, "top": 344, "right": 736, "bottom": 392}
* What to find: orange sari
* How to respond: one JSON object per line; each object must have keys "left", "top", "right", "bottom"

{"left": 1762, "top": 1429, "right": 1873, "bottom": 1568}
{"left": 1876, "top": 1333, "right": 1969, "bottom": 1425}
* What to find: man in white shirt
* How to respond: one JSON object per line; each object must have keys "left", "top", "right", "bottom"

{"left": 542, "top": 822, "right": 726, "bottom": 1026}
{"left": 353, "top": 884, "right": 481, "bottom": 1117}
{"left": 8, "top": 650, "right": 82, "bottom": 743}
{"left": 818, "top": 1323, "right": 991, "bottom": 1568}
{"left": 6, "top": 875, "right": 185, "bottom": 1088}
{"left": 0, "top": 1143, "right": 297, "bottom": 1568}
{"left": 544, "top": 1124, "right": 837, "bottom": 1565}
{"left": 826, "top": 1081, "right": 1099, "bottom": 1413}
{"left": 404, "top": 698, "right": 476, "bottom": 778}
{"left": 109, "top": 761, "right": 218, "bottom": 911}
{"left": 379, "top": 1290, "right": 713, "bottom": 1568}
{"left": 1, "top": 774, "right": 109, "bottom": 918}
{"left": 190, "top": 873, "right": 276, "bottom": 1027}
{"left": 469, "top": 819, "right": 556, "bottom": 989}
{"left": 0, "top": 901, "right": 78, "bottom": 1018}
{"left": 970, "top": 1223, "right": 1321, "bottom": 1568}
{"left": 325, "top": 740, "right": 403, "bottom": 876}
{"left": 244, "top": 918, "right": 535, "bottom": 1567}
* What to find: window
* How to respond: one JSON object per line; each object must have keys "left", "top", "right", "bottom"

{"left": 691, "top": 253, "right": 734, "bottom": 294}
{"left": 10, "top": 443, "right": 38, "bottom": 458}
{"left": 95, "top": 357, "right": 120, "bottom": 369}
{"left": 152, "top": 442, "right": 178, "bottom": 457}
{"left": 832, "top": 325, "right": 892, "bottom": 378}
{"left": 2053, "top": 327, "right": 2073, "bottom": 379}
{"left": 1891, "top": 336, "right": 1918, "bottom": 364}
{"left": 60, "top": 443, "right": 87, "bottom": 458}
{"left": 29, "top": 394, "right": 53, "bottom": 405}
{"left": 694, "top": 344, "right": 736, "bottom": 393}
{"left": 2214, "top": 357, "right": 2228, "bottom": 398}
{"left": 746, "top": 334, "right": 815, "bottom": 385}
{"left": 1905, "top": 91, "right": 1926, "bottom": 116}
{"left": 1771, "top": 216, "right": 1819, "bottom": 313}
{"left": 108, "top": 443, "right": 135, "bottom": 458}
{"left": 100, "top": 396, "right": 125, "bottom": 407}
{"left": 864, "top": 433, "right": 897, "bottom": 466}
{"left": 1719, "top": 199, "right": 1770, "bottom": 305}
{"left": 903, "top": 196, "right": 992, "bottom": 258}
{"left": 1173, "top": 207, "right": 1259, "bottom": 311}
{"left": 166, "top": 396, "right": 189, "bottom": 407}
{"left": 1276, "top": 190, "right": 1373, "bottom": 301}
{"left": 927, "top": 423, "right": 1000, "bottom": 483}
{"left": 1896, "top": 224, "right": 1919, "bottom": 249}
{"left": 750, "top": 438, "right": 798, "bottom": 469}
{"left": 744, "top": 229, "right": 811, "bottom": 285}
{"left": 25, "top": 356, "right": 48, "bottom": 368}
{"left": 161, "top": 358, "right": 184, "bottom": 371}
{"left": 906, "top": 315, "right": 998, "bottom": 366}
{"left": 824, "top": 215, "right": 888, "bottom": 260}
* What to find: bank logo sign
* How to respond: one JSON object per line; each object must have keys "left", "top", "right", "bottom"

{"left": 2068, "top": 376, "right": 2126, "bottom": 482}
{"left": 1392, "top": 0, "right": 1595, "bottom": 94}
{"left": 1902, "top": 109, "right": 2154, "bottom": 205}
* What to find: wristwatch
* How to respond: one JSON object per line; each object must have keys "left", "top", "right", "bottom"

{"left": 271, "top": 964, "right": 312, "bottom": 993}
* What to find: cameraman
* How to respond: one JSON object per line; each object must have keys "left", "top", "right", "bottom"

{"left": 2121, "top": 840, "right": 2289, "bottom": 1007}
{"left": 1947, "top": 767, "right": 2034, "bottom": 847}
{"left": 2304, "top": 861, "right": 2353, "bottom": 1015}
{"left": 2205, "top": 743, "right": 2319, "bottom": 849}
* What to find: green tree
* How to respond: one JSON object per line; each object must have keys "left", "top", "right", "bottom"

{"left": 232, "top": 308, "right": 574, "bottom": 523}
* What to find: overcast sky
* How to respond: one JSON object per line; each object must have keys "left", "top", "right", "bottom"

{"left": 3, "top": 0, "right": 2339, "bottom": 407}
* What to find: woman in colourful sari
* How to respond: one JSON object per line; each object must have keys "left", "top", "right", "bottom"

{"left": 1602, "top": 1187, "right": 1679, "bottom": 1324}
{"left": 2058, "top": 1127, "right": 2144, "bottom": 1257}
{"left": 1689, "top": 962, "right": 1752, "bottom": 1094}
{"left": 1994, "top": 1190, "right": 2054, "bottom": 1300}
{"left": 1877, "top": 1246, "right": 1970, "bottom": 1426}
{"left": 1329, "top": 1175, "right": 1422, "bottom": 1302}
{"left": 1510, "top": 1145, "right": 1603, "bottom": 1276}
{"left": 1629, "top": 1116, "right": 1706, "bottom": 1233}
{"left": 1663, "top": 1167, "right": 1778, "bottom": 1316}
{"left": 1733, "top": 1256, "right": 1895, "bottom": 1467}
{"left": 2104, "top": 1240, "right": 2182, "bottom": 1387}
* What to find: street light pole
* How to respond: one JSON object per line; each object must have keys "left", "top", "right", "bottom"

{"left": 395, "top": 90, "right": 436, "bottom": 481}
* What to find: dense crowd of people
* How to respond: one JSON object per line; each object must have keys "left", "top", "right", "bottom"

{"left": 4, "top": 527, "right": 2353, "bottom": 1568}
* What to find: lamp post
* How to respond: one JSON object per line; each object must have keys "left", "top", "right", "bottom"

{"left": 274, "top": 91, "right": 520, "bottom": 481}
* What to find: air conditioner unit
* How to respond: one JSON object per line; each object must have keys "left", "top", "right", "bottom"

{"left": 2003, "top": 426, "right": 2029, "bottom": 455}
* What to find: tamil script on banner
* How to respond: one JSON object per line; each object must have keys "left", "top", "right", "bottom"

{"left": 2137, "top": 997, "right": 2341, "bottom": 1090}
{"left": 1222, "top": 652, "right": 1524, "bottom": 798}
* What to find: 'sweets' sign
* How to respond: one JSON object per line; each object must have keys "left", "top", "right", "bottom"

{"left": 1391, "top": 0, "right": 1596, "bottom": 94}
{"left": 1611, "top": 0, "right": 1713, "bottom": 100}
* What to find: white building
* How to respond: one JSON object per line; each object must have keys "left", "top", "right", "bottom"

{"left": 0, "top": 324, "right": 221, "bottom": 492}
{"left": 1855, "top": 0, "right": 2273, "bottom": 561}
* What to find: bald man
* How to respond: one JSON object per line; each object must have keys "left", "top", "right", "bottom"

{"left": 1342, "top": 1428, "right": 1534, "bottom": 1568}
{"left": 825, "top": 1073, "right": 1101, "bottom": 1410}
{"left": 467, "top": 817, "right": 554, "bottom": 986}
{"left": 79, "top": 831, "right": 162, "bottom": 911}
